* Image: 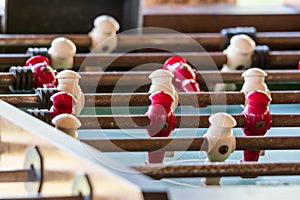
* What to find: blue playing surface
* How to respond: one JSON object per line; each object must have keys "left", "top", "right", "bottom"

{"left": 78, "top": 104, "right": 300, "bottom": 187}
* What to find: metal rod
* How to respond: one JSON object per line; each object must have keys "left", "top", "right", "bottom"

{"left": 3, "top": 135, "right": 300, "bottom": 156}
{"left": 75, "top": 52, "right": 227, "bottom": 69}
{"left": 0, "top": 51, "right": 298, "bottom": 69}
{"left": 0, "top": 72, "right": 14, "bottom": 87}
{"left": 82, "top": 136, "right": 300, "bottom": 152}
{"left": 2, "top": 70, "right": 300, "bottom": 88}
{"left": 1, "top": 91, "right": 299, "bottom": 108}
{"left": 0, "top": 34, "right": 90, "bottom": 47}
{"left": 82, "top": 91, "right": 300, "bottom": 107}
{"left": 0, "top": 94, "right": 40, "bottom": 107}
{"left": 269, "top": 51, "right": 300, "bottom": 69}
{"left": 0, "top": 52, "right": 225, "bottom": 69}
{"left": 79, "top": 114, "right": 300, "bottom": 129}
{"left": 79, "top": 70, "right": 300, "bottom": 87}
{"left": 0, "top": 32, "right": 299, "bottom": 50}
{"left": 0, "top": 169, "right": 36, "bottom": 182}
{"left": 132, "top": 162, "right": 300, "bottom": 179}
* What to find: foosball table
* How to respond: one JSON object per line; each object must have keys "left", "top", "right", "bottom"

{"left": 1, "top": 3, "right": 300, "bottom": 200}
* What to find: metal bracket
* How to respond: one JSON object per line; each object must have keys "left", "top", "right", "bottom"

{"left": 72, "top": 173, "right": 93, "bottom": 200}
{"left": 23, "top": 146, "right": 44, "bottom": 195}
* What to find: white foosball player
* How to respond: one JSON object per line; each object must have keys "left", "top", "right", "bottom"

{"left": 89, "top": 15, "right": 120, "bottom": 53}
{"left": 215, "top": 34, "right": 256, "bottom": 92}
{"left": 225, "top": 34, "right": 256, "bottom": 71}
{"left": 241, "top": 68, "right": 270, "bottom": 97}
{"left": 48, "top": 37, "right": 77, "bottom": 70}
{"left": 202, "top": 112, "right": 237, "bottom": 185}
{"left": 52, "top": 113, "right": 81, "bottom": 139}
{"left": 56, "top": 70, "right": 85, "bottom": 115}
{"left": 148, "top": 69, "right": 179, "bottom": 112}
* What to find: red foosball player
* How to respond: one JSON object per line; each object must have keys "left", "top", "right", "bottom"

{"left": 49, "top": 91, "right": 77, "bottom": 119}
{"left": 242, "top": 90, "right": 272, "bottom": 162}
{"left": 163, "top": 56, "right": 201, "bottom": 93}
{"left": 146, "top": 91, "right": 176, "bottom": 164}
{"left": 25, "top": 55, "right": 57, "bottom": 88}
{"left": 25, "top": 55, "right": 50, "bottom": 66}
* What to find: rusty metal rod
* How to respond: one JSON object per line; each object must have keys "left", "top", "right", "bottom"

{"left": 0, "top": 34, "right": 91, "bottom": 47}
{"left": 2, "top": 70, "right": 300, "bottom": 88}
{"left": 0, "top": 94, "right": 40, "bottom": 108}
{"left": 0, "top": 51, "right": 298, "bottom": 69}
{"left": 0, "top": 72, "right": 14, "bottom": 87}
{"left": 82, "top": 136, "right": 300, "bottom": 152}
{"left": 79, "top": 70, "right": 300, "bottom": 88}
{"left": 0, "top": 52, "right": 225, "bottom": 69}
{"left": 85, "top": 91, "right": 300, "bottom": 107}
{"left": 132, "top": 162, "right": 300, "bottom": 179}
{"left": 1, "top": 91, "right": 300, "bottom": 108}
{"left": 0, "top": 32, "right": 299, "bottom": 50}
{"left": 0, "top": 169, "right": 36, "bottom": 182}
{"left": 5, "top": 136, "right": 300, "bottom": 153}
{"left": 79, "top": 114, "right": 300, "bottom": 129}
{"left": 269, "top": 51, "right": 300, "bottom": 69}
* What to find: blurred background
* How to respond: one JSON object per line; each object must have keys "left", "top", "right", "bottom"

{"left": 143, "top": 0, "right": 284, "bottom": 6}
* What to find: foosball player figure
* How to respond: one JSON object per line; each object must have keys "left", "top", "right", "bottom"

{"left": 56, "top": 70, "right": 85, "bottom": 115}
{"left": 242, "top": 90, "right": 272, "bottom": 162}
{"left": 203, "top": 112, "right": 237, "bottom": 185}
{"left": 52, "top": 113, "right": 81, "bottom": 139}
{"left": 88, "top": 15, "right": 120, "bottom": 53}
{"left": 145, "top": 91, "right": 176, "bottom": 164}
{"left": 163, "top": 56, "right": 201, "bottom": 93}
{"left": 148, "top": 69, "right": 178, "bottom": 112}
{"left": 25, "top": 55, "right": 50, "bottom": 67}
{"left": 241, "top": 68, "right": 270, "bottom": 97}
{"left": 215, "top": 34, "right": 256, "bottom": 91}
{"left": 49, "top": 91, "right": 77, "bottom": 119}
{"left": 25, "top": 55, "right": 57, "bottom": 88}
{"left": 149, "top": 69, "right": 178, "bottom": 157}
{"left": 48, "top": 37, "right": 77, "bottom": 70}
{"left": 224, "top": 34, "right": 256, "bottom": 71}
